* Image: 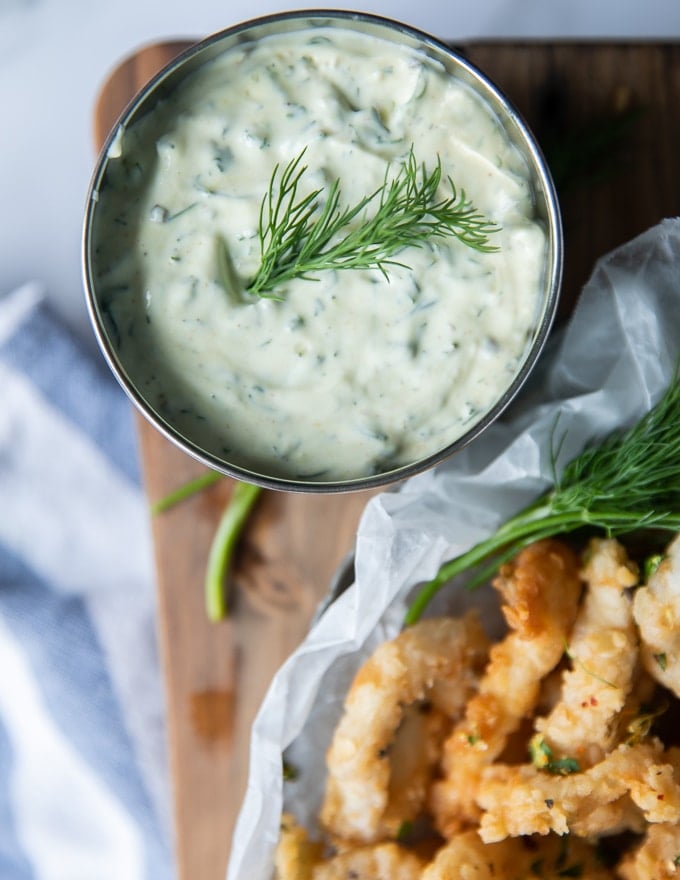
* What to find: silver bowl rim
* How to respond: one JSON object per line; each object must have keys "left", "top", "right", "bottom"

{"left": 82, "top": 8, "right": 563, "bottom": 494}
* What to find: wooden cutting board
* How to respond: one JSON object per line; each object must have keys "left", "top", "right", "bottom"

{"left": 92, "top": 40, "right": 680, "bottom": 880}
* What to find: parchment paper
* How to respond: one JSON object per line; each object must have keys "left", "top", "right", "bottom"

{"left": 226, "top": 217, "right": 680, "bottom": 880}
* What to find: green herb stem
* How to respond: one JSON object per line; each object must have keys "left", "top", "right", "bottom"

{"left": 205, "top": 481, "right": 262, "bottom": 622}
{"left": 405, "top": 371, "right": 680, "bottom": 626}
{"left": 247, "top": 146, "right": 500, "bottom": 297}
{"left": 151, "top": 470, "right": 223, "bottom": 515}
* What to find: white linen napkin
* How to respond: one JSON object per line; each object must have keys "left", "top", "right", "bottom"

{"left": 0, "top": 283, "right": 173, "bottom": 880}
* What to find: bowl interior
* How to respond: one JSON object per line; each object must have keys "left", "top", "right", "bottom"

{"left": 83, "top": 11, "right": 562, "bottom": 493}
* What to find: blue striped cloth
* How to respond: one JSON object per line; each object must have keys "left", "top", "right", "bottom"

{"left": 0, "top": 284, "right": 174, "bottom": 880}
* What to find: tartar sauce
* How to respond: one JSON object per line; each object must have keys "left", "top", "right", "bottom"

{"left": 92, "top": 26, "right": 548, "bottom": 482}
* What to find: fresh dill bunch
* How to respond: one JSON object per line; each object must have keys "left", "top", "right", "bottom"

{"left": 247, "top": 146, "right": 501, "bottom": 298}
{"left": 405, "top": 369, "right": 680, "bottom": 626}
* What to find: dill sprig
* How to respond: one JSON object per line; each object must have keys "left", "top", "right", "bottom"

{"left": 247, "top": 146, "right": 500, "bottom": 297}
{"left": 405, "top": 369, "right": 680, "bottom": 625}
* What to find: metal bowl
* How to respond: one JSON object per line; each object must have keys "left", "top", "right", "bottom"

{"left": 83, "top": 10, "right": 562, "bottom": 493}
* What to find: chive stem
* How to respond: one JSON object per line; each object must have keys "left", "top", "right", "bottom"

{"left": 205, "top": 481, "right": 262, "bottom": 622}
{"left": 151, "top": 470, "right": 223, "bottom": 515}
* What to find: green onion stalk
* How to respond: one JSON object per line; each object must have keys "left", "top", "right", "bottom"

{"left": 152, "top": 474, "right": 262, "bottom": 622}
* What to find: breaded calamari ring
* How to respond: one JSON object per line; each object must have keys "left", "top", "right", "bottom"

{"left": 533, "top": 538, "right": 639, "bottom": 768}
{"left": 477, "top": 739, "right": 680, "bottom": 842}
{"left": 275, "top": 813, "right": 324, "bottom": 880}
{"left": 275, "top": 816, "right": 424, "bottom": 880}
{"left": 421, "top": 830, "right": 530, "bottom": 880}
{"left": 321, "top": 614, "right": 489, "bottom": 844}
{"left": 431, "top": 540, "right": 582, "bottom": 835}
{"left": 312, "top": 843, "right": 424, "bottom": 880}
{"left": 617, "top": 823, "right": 680, "bottom": 880}
{"left": 421, "top": 830, "right": 612, "bottom": 880}
{"left": 382, "top": 702, "right": 450, "bottom": 838}
{"left": 633, "top": 534, "right": 680, "bottom": 698}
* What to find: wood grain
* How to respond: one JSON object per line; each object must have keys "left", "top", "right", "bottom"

{"left": 92, "top": 41, "right": 680, "bottom": 880}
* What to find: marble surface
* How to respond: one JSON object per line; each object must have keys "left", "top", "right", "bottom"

{"left": 2, "top": 0, "right": 679, "bottom": 347}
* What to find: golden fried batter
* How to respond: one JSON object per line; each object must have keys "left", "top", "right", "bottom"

{"left": 277, "top": 535, "right": 680, "bottom": 880}
{"left": 275, "top": 813, "right": 324, "bottom": 880}
{"left": 633, "top": 534, "right": 680, "bottom": 699}
{"left": 312, "top": 843, "right": 424, "bottom": 880}
{"left": 275, "top": 816, "right": 423, "bottom": 880}
{"left": 477, "top": 740, "right": 680, "bottom": 842}
{"left": 321, "top": 614, "right": 489, "bottom": 843}
{"left": 382, "top": 703, "right": 450, "bottom": 838}
{"left": 431, "top": 539, "right": 582, "bottom": 835}
{"left": 421, "top": 830, "right": 612, "bottom": 880}
{"left": 533, "top": 538, "right": 640, "bottom": 768}
{"left": 617, "top": 823, "right": 680, "bottom": 880}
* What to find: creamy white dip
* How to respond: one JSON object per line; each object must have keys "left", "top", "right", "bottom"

{"left": 92, "top": 25, "right": 548, "bottom": 482}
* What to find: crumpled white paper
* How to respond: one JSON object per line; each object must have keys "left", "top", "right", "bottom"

{"left": 226, "top": 217, "right": 680, "bottom": 880}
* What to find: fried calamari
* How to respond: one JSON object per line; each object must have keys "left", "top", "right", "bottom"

{"left": 275, "top": 534, "right": 680, "bottom": 880}
{"left": 321, "top": 614, "right": 489, "bottom": 843}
